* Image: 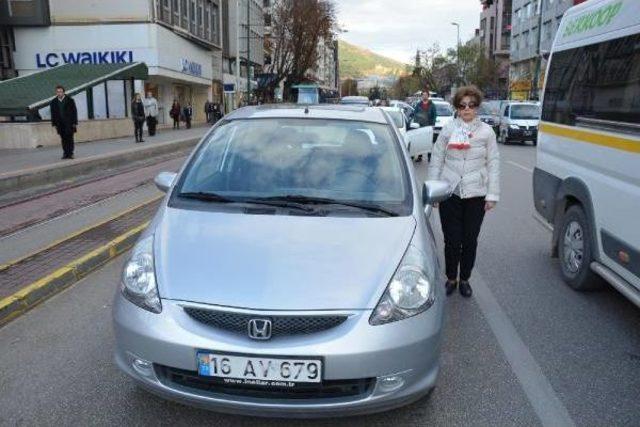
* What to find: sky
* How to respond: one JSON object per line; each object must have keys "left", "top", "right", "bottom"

{"left": 335, "top": 0, "right": 482, "bottom": 64}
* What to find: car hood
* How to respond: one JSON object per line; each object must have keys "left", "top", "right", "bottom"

{"left": 154, "top": 208, "right": 416, "bottom": 310}
{"left": 510, "top": 119, "right": 539, "bottom": 127}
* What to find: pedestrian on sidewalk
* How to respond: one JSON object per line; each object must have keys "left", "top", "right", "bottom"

{"left": 212, "top": 102, "right": 223, "bottom": 123}
{"left": 204, "top": 99, "right": 213, "bottom": 123}
{"left": 183, "top": 103, "right": 193, "bottom": 129}
{"left": 427, "top": 85, "right": 500, "bottom": 298}
{"left": 170, "top": 100, "right": 181, "bottom": 129}
{"left": 144, "top": 92, "right": 159, "bottom": 136}
{"left": 131, "top": 93, "right": 146, "bottom": 143}
{"left": 50, "top": 85, "right": 78, "bottom": 160}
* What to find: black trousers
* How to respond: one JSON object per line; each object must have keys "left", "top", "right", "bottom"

{"left": 134, "top": 120, "right": 144, "bottom": 141}
{"left": 185, "top": 117, "right": 191, "bottom": 129}
{"left": 439, "top": 195, "right": 486, "bottom": 281}
{"left": 146, "top": 116, "right": 157, "bottom": 136}
{"left": 173, "top": 118, "right": 180, "bottom": 129}
{"left": 57, "top": 126, "right": 74, "bottom": 157}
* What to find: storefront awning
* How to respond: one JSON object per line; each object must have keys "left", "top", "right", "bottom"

{"left": 0, "top": 62, "right": 148, "bottom": 116}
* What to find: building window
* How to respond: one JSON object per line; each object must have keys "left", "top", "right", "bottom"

{"left": 197, "top": 0, "right": 204, "bottom": 38}
{"left": 181, "top": 0, "right": 188, "bottom": 28}
{"left": 161, "top": 0, "right": 171, "bottom": 22}
{"left": 211, "top": 2, "right": 219, "bottom": 44}
{"left": 523, "top": 31, "right": 529, "bottom": 47}
{"left": 542, "top": 33, "right": 640, "bottom": 126}
{"left": 525, "top": 3, "right": 532, "bottom": 18}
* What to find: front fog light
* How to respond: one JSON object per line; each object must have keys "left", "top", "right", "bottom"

{"left": 132, "top": 358, "right": 154, "bottom": 377}
{"left": 377, "top": 375, "right": 406, "bottom": 393}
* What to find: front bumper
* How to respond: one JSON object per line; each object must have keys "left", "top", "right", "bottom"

{"left": 507, "top": 127, "right": 538, "bottom": 141}
{"left": 113, "top": 295, "right": 443, "bottom": 417}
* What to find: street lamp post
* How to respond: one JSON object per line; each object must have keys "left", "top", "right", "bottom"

{"left": 451, "top": 22, "right": 461, "bottom": 84}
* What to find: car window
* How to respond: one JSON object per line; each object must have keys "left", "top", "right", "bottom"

{"left": 478, "top": 104, "right": 494, "bottom": 115}
{"left": 177, "top": 118, "right": 412, "bottom": 213}
{"left": 511, "top": 104, "right": 541, "bottom": 120}
{"left": 435, "top": 103, "right": 453, "bottom": 116}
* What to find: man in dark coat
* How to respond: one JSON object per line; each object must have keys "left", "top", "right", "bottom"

{"left": 183, "top": 103, "right": 193, "bottom": 129}
{"left": 412, "top": 89, "right": 437, "bottom": 128}
{"left": 50, "top": 85, "right": 78, "bottom": 159}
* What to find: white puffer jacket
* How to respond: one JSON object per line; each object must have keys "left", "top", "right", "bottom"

{"left": 427, "top": 118, "right": 500, "bottom": 202}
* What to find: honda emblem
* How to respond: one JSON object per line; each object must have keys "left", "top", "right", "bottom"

{"left": 248, "top": 318, "right": 272, "bottom": 340}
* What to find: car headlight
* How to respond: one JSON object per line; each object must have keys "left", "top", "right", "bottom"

{"left": 509, "top": 124, "right": 520, "bottom": 130}
{"left": 121, "top": 234, "right": 162, "bottom": 313}
{"left": 370, "top": 245, "right": 435, "bottom": 325}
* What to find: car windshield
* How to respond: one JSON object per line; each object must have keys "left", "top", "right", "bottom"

{"left": 511, "top": 104, "right": 540, "bottom": 120}
{"left": 386, "top": 110, "right": 404, "bottom": 128}
{"left": 176, "top": 118, "right": 411, "bottom": 215}
{"left": 435, "top": 103, "right": 453, "bottom": 116}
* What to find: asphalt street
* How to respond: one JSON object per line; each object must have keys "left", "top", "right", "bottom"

{"left": 0, "top": 143, "right": 638, "bottom": 426}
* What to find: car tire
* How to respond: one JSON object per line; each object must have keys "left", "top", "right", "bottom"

{"left": 558, "top": 205, "right": 604, "bottom": 291}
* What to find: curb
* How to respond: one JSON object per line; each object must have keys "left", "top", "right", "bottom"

{"left": 0, "top": 221, "right": 149, "bottom": 327}
{"left": 0, "top": 136, "right": 200, "bottom": 194}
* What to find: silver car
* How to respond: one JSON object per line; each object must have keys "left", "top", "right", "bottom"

{"left": 112, "top": 105, "right": 450, "bottom": 417}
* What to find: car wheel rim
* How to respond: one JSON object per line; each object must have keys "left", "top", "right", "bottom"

{"left": 563, "top": 220, "right": 584, "bottom": 275}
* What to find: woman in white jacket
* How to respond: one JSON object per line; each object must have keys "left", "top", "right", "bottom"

{"left": 427, "top": 86, "right": 500, "bottom": 297}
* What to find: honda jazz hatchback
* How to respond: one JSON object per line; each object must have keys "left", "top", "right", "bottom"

{"left": 112, "top": 104, "right": 450, "bottom": 417}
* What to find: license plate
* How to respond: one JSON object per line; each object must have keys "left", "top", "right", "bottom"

{"left": 197, "top": 352, "right": 322, "bottom": 385}
{"left": 524, "top": 130, "right": 532, "bottom": 136}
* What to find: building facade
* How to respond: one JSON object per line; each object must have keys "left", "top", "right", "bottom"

{"left": 479, "top": 0, "right": 512, "bottom": 98}
{"left": 221, "top": 0, "right": 264, "bottom": 109}
{"left": 509, "top": 0, "right": 576, "bottom": 99}
{"left": 5, "top": 0, "right": 223, "bottom": 124}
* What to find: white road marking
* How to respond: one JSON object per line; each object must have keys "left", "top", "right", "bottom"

{"left": 473, "top": 272, "right": 576, "bottom": 427}
{"left": 507, "top": 160, "right": 534, "bottom": 173}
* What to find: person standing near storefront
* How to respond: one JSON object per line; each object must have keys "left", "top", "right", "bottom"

{"left": 204, "top": 100, "right": 213, "bottom": 123}
{"left": 50, "top": 85, "right": 78, "bottom": 160}
{"left": 170, "top": 100, "right": 181, "bottom": 129}
{"left": 131, "top": 93, "right": 146, "bottom": 143}
{"left": 183, "top": 102, "right": 193, "bottom": 129}
{"left": 144, "top": 92, "right": 159, "bottom": 136}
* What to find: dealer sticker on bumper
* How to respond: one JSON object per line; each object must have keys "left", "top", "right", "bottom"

{"left": 197, "top": 352, "right": 322, "bottom": 385}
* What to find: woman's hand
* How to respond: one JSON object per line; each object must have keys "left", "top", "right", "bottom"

{"left": 485, "top": 201, "right": 496, "bottom": 211}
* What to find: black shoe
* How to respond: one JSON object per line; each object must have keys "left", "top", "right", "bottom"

{"left": 68, "top": 155, "right": 74, "bottom": 159}
{"left": 139, "top": 139, "right": 145, "bottom": 142}
{"left": 459, "top": 280, "right": 473, "bottom": 298}
{"left": 445, "top": 280, "right": 457, "bottom": 296}
{"left": 61, "top": 155, "right": 67, "bottom": 160}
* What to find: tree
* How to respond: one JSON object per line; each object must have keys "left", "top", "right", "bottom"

{"left": 266, "top": 0, "right": 337, "bottom": 100}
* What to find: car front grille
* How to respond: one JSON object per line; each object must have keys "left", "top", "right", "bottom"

{"left": 184, "top": 307, "right": 348, "bottom": 338}
{"left": 155, "top": 365, "right": 375, "bottom": 400}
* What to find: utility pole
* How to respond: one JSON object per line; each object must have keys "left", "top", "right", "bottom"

{"left": 532, "top": 0, "right": 544, "bottom": 100}
{"left": 452, "top": 22, "right": 461, "bottom": 83}
{"left": 235, "top": 0, "right": 241, "bottom": 108}
{"left": 246, "top": 0, "right": 251, "bottom": 98}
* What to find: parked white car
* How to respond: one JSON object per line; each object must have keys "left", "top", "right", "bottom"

{"left": 498, "top": 102, "right": 541, "bottom": 145}
{"left": 380, "top": 106, "right": 432, "bottom": 162}
{"left": 432, "top": 101, "right": 454, "bottom": 142}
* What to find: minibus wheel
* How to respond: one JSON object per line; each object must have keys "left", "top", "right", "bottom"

{"left": 558, "top": 205, "right": 603, "bottom": 291}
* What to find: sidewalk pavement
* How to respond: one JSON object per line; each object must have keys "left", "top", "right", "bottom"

{"left": 0, "top": 125, "right": 209, "bottom": 176}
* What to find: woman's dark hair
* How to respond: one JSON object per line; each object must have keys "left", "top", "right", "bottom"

{"left": 452, "top": 85, "right": 483, "bottom": 109}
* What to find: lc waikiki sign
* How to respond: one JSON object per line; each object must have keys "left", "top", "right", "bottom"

{"left": 36, "top": 50, "right": 134, "bottom": 68}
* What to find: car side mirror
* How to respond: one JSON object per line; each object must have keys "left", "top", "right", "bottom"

{"left": 409, "top": 121, "right": 420, "bottom": 130}
{"left": 154, "top": 171, "right": 177, "bottom": 193}
{"left": 422, "top": 180, "right": 451, "bottom": 215}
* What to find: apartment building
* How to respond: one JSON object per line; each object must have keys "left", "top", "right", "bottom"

{"left": 479, "top": 0, "right": 512, "bottom": 98}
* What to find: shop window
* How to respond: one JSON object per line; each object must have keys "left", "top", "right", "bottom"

{"left": 542, "top": 33, "right": 640, "bottom": 126}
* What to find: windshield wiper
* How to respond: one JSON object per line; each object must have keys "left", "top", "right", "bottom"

{"left": 257, "top": 195, "right": 399, "bottom": 217}
{"left": 178, "top": 191, "right": 236, "bottom": 203}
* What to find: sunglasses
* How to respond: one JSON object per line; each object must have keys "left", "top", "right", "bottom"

{"left": 458, "top": 102, "right": 478, "bottom": 110}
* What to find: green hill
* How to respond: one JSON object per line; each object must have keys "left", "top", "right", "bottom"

{"left": 339, "top": 40, "right": 409, "bottom": 79}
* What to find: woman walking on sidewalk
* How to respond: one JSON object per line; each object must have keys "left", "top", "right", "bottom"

{"left": 170, "top": 100, "right": 181, "bottom": 129}
{"left": 131, "top": 93, "right": 146, "bottom": 143}
{"left": 427, "top": 85, "right": 500, "bottom": 298}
